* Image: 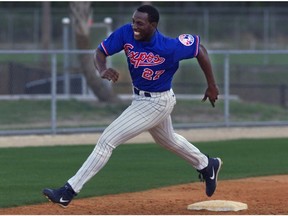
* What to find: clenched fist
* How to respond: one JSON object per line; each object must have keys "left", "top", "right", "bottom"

{"left": 100, "top": 68, "right": 120, "bottom": 83}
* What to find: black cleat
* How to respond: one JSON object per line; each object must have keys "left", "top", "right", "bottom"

{"left": 42, "top": 183, "right": 77, "bottom": 208}
{"left": 198, "top": 157, "right": 222, "bottom": 197}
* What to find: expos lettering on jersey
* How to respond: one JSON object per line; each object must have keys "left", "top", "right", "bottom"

{"left": 124, "top": 43, "right": 167, "bottom": 83}
{"left": 124, "top": 43, "right": 165, "bottom": 68}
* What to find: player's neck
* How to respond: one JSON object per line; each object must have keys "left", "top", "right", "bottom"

{"left": 143, "top": 29, "right": 157, "bottom": 42}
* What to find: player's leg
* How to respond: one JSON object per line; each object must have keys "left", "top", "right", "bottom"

{"left": 67, "top": 95, "right": 175, "bottom": 193}
{"left": 148, "top": 115, "right": 208, "bottom": 170}
{"left": 148, "top": 116, "right": 222, "bottom": 196}
{"left": 42, "top": 90, "right": 176, "bottom": 206}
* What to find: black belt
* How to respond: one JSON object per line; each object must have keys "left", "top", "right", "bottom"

{"left": 133, "top": 87, "right": 151, "bottom": 97}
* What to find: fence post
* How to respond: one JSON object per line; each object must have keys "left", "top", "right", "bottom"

{"left": 62, "top": 17, "right": 70, "bottom": 96}
{"left": 51, "top": 54, "right": 57, "bottom": 134}
{"left": 280, "top": 84, "right": 287, "bottom": 108}
{"left": 224, "top": 53, "right": 230, "bottom": 127}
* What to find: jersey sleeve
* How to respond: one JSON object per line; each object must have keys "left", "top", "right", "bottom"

{"left": 98, "top": 25, "right": 127, "bottom": 56}
{"left": 173, "top": 34, "right": 200, "bottom": 62}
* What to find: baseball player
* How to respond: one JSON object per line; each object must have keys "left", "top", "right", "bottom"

{"left": 43, "top": 4, "right": 222, "bottom": 208}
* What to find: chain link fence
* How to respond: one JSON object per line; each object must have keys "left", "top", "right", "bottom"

{"left": 0, "top": 50, "right": 287, "bottom": 135}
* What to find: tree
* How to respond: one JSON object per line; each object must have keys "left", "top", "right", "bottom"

{"left": 70, "top": 2, "right": 119, "bottom": 102}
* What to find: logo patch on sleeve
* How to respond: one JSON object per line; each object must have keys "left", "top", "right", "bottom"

{"left": 178, "top": 34, "right": 194, "bottom": 46}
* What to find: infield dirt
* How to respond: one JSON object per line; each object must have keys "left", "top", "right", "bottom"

{"left": 0, "top": 175, "right": 287, "bottom": 215}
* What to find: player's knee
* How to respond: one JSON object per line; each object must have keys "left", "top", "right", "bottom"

{"left": 97, "top": 135, "right": 116, "bottom": 150}
{"left": 92, "top": 140, "right": 114, "bottom": 157}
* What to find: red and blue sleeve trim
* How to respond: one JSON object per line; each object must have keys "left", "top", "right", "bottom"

{"left": 100, "top": 42, "right": 109, "bottom": 56}
{"left": 194, "top": 35, "right": 200, "bottom": 57}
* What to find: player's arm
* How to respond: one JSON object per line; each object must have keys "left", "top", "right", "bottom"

{"left": 196, "top": 44, "right": 219, "bottom": 107}
{"left": 94, "top": 48, "right": 119, "bottom": 83}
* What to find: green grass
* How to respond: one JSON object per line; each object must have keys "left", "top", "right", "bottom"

{"left": 0, "top": 99, "right": 287, "bottom": 130}
{"left": 173, "top": 100, "right": 288, "bottom": 123}
{"left": 0, "top": 99, "right": 127, "bottom": 128}
{"left": 0, "top": 137, "right": 287, "bottom": 208}
{"left": 228, "top": 101, "right": 288, "bottom": 121}
{"left": 0, "top": 99, "right": 126, "bottom": 123}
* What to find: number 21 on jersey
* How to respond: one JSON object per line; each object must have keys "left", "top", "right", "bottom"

{"left": 142, "top": 68, "right": 165, "bottom": 81}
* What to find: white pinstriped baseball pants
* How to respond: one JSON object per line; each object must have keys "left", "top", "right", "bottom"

{"left": 68, "top": 89, "right": 208, "bottom": 193}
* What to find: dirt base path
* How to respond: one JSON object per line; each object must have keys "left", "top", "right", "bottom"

{"left": 0, "top": 175, "right": 287, "bottom": 215}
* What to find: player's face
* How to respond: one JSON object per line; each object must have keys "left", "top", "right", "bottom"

{"left": 132, "top": 11, "right": 157, "bottom": 41}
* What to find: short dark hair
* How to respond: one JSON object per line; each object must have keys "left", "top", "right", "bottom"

{"left": 137, "top": 5, "right": 159, "bottom": 23}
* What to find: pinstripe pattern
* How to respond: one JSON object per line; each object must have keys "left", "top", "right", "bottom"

{"left": 68, "top": 89, "right": 207, "bottom": 193}
{"left": 149, "top": 117, "right": 208, "bottom": 170}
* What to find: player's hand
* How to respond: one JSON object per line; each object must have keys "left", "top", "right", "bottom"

{"left": 202, "top": 85, "right": 219, "bottom": 107}
{"left": 100, "top": 68, "right": 120, "bottom": 83}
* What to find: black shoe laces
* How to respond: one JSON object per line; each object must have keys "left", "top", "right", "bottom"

{"left": 198, "top": 173, "right": 205, "bottom": 182}
{"left": 198, "top": 166, "right": 209, "bottom": 183}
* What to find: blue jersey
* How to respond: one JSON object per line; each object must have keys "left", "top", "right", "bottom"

{"left": 98, "top": 24, "right": 200, "bottom": 92}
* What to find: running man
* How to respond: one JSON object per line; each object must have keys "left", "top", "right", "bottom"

{"left": 43, "top": 4, "right": 222, "bottom": 208}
